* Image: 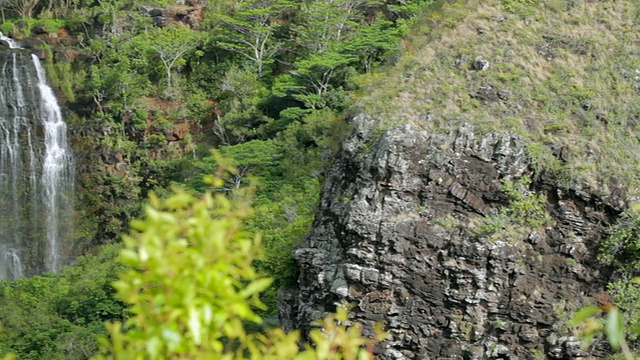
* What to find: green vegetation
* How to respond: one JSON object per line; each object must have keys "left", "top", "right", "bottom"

{"left": 355, "top": 0, "right": 640, "bottom": 194}
{"left": 475, "top": 177, "right": 551, "bottom": 241}
{"left": 43, "top": 0, "right": 432, "bottom": 252}
{"left": 92, "top": 169, "right": 384, "bottom": 359}
{"left": 0, "top": 245, "right": 125, "bottom": 359}
{"left": 599, "top": 206, "right": 640, "bottom": 274}
{"left": 1, "top": 169, "right": 385, "bottom": 359}
{"left": 0, "top": 0, "right": 432, "bottom": 358}
{"left": 573, "top": 203, "right": 640, "bottom": 358}
{"left": 4, "top": 0, "right": 640, "bottom": 358}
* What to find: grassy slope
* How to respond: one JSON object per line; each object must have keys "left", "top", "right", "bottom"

{"left": 356, "top": 0, "right": 640, "bottom": 197}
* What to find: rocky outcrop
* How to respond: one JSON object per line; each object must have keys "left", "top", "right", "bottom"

{"left": 284, "top": 115, "right": 622, "bottom": 359}
{"left": 138, "top": 0, "right": 206, "bottom": 29}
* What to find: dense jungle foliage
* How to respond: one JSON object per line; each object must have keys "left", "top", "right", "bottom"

{"left": 0, "top": 0, "right": 434, "bottom": 358}
{"left": 4, "top": 0, "right": 640, "bottom": 358}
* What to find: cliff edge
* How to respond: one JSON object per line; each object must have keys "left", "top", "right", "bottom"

{"left": 283, "top": 115, "right": 624, "bottom": 359}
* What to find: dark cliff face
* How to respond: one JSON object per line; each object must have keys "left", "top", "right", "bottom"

{"left": 284, "top": 115, "right": 623, "bottom": 359}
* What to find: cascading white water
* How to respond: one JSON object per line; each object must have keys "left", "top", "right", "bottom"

{"left": 0, "top": 32, "right": 20, "bottom": 49}
{"left": 0, "top": 33, "right": 74, "bottom": 279}
{"left": 33, "top": 54, "right": 74, "bottom": 273}
{"left": 4, "top": 249, "right": 22, "bottom": 279}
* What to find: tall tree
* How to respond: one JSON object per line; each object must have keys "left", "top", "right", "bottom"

{"left": 215, "top": 65, "right": 272, "bottom": 144}
{"left": 43, "top": 0, "right": 80, "bottom": 17}
{"left": 272, "top": 0, "right": 367, "bottom": 109}
{"left": 342, "top": 17, "right": 404, "bottom": 73}
{"left": 0, "top": 0, "right": 6, "bottom": 22}
{"left": 291, "top": 0, "right": 362, "bottom": 55}
{"left": 3, "top": 0, "right": 39, "bottom": 18}
{"left": 212, "top": 0, "right": 293, "bottom": 77}
{"left": 274, "top": 50, "right": 353, "bottom": 110}
{"left": 88, "top": 37, "right": 151, "bottom": 112}
{"left": 136, "top": 24, "right": 203, "bottom": 89}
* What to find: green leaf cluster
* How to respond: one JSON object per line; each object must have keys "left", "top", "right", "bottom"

{"left": 570, "top": 303, "right": 636, "bottom": 359}
{"left": 573, "top": 205, "right": 640, "bottom": 357}
{"left": 500, "top": 177, "right": 551, "bottom": 229}
{"left": 94, "top": 171, "right": 385, "bottom": 359}
{"left": 475, "top": 177, "right": 551, "bottom": 240}
{"left": 0, "top": 245, "right": 126, "bottom": 360}
{"left": 599, "top": 206, "right": 640, "bottom": 272}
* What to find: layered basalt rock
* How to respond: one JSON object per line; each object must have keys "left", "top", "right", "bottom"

{"left": 283, "top": 116, "right": 623, "bottom": 359}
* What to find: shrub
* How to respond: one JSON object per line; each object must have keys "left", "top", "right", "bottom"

{"left": 94, "top": 168, "right": 385, "bottom": 359}
{"left": 599, "top": 205, "right": 640, "bottom": 273}
{"left": 475, "top": 177, "right": 551, "bottom": 241}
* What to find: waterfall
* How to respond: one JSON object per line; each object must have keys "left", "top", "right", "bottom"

{"left": 0, "top": 32, "right": 20, "bottom": 49}
{"left": 0, "top": 33, "right": 74, "bottom": 279}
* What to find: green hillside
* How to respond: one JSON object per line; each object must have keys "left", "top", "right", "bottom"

{"left": 1, "top": 0, "right": 640, "bottom": 358}
{"left": 359, "top": 0, "right": 640, "bottom": 195}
